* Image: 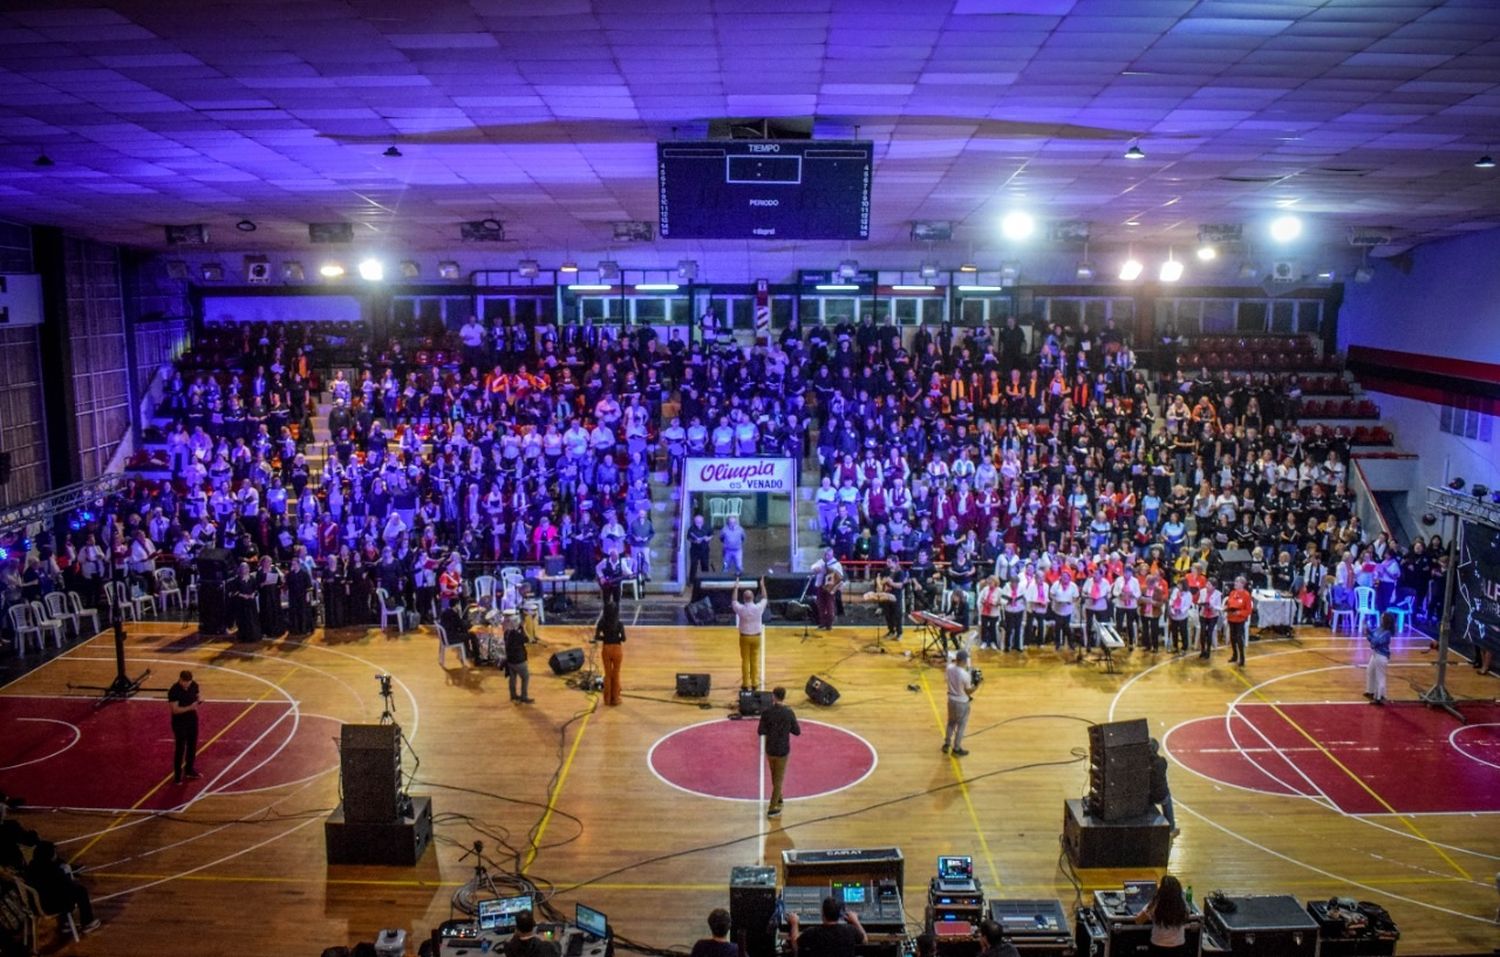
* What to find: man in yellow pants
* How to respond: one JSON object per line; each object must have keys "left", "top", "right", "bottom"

{"left": 732, "top": 576, "right": 768, "bottom": 691}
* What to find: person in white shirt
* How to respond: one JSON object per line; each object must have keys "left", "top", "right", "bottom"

{"left": 976, "top": 576, "right": 1003, "bottom": 650}
{"left": 1112, "top": 566, "right": 1142, "bottom": 649}
{"left": 731, "top": 576, "right": 769, "bottom": 692}
{"left": 1025, "top": 563, "right": 1051, "bottom": 647}
{"left": 1167, "top": 581, "right": 1195, "bottom": 654}
{"left": 1002, "top": 573, "right": 1028, "bottom": 652}
{"left": 942, "top": 649, "right": 975, "bottom": 757}
{"left": 1197, "top": 580, "right": 1224, "bottom": 660}
{"left": 1049, "top": 570, "right": 1080, "bottom": 653}
{"left": 1082, "top": 567, "right": 1112, "bottom": 651}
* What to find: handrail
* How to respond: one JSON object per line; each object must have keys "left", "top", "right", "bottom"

{"left": 1348, "top": 456, "right": 1393, "bottom": 541}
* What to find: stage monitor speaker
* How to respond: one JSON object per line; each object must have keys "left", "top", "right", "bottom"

{"left": 1218, "top": 547, "right": 1253, "bottom": 581}
{"left": 685, "top": 597, "right": 715, "bottom": 626}
{"left": 548, "top": 648, "right": 584, "bottom": 674}
{"left": 729, "top": 866, "right": 778, "bottom": 957}
{"left": 676, "top": 673, "right": 711, "bottom": 697}
{"left": 738, "top": 690, "right": 774, "bottom": 716}
{"left": 196, "top": 547, "right": 235, "bottom": 582}
{"left": 340, "top": 724, "right": 401, "bottom": 824}
{"left": 805, "top": 675, "right": 840, "bottom": 707}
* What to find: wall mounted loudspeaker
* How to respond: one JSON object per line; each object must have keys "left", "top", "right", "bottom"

{"left": 805, "top": 676, "right": 840, "bottom": 707}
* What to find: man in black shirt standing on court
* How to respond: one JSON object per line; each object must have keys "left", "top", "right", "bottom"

{"left": 757, "top": 686, "right": 800, "bottom": 819}
{"left": 167, "top": 670, "right": 201, "bottom": 784}
{"left": 788, "top": 897, "right": 865, "bottom": 957}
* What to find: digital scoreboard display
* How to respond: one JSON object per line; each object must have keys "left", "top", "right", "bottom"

{"left": 657, "top": 140, "right": 873, "bottom": 241}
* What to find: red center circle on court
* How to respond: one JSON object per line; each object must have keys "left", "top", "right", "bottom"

{"left": 647, "top": 718, "right": 877, "bottom": 802}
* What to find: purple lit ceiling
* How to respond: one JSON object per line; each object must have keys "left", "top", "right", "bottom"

{"left": 2, "top": 0, "right": 1500, "bottom": 255}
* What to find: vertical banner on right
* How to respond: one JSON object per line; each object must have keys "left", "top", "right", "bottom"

{"left": 1450, "top": 520, "right": 1500, "bottom": 659}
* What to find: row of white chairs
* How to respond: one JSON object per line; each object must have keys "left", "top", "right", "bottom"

{"left": 1329, "top": 585, "right": 1413, "bottom": 636}
{"left": 7, "top": 593, "right": 102, "bottom": 654}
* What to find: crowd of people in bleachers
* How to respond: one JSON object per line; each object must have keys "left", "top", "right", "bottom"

{"left": 0, "top": 308, "right": 1473, "bottom": 673}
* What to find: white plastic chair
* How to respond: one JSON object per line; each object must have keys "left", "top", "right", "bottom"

{"left": 1386, "top": 594, "right": 1414, "bottom": 636}
{"left": 726, "top": 497, "right": 746, "bottom": 520}
{"left": 473, "top": 574, "right": 498, "bottom": 603}
{"left": 12, "top": 874, "right": 80, "bottom": 950}
{"left": 376, "top": 587, "right": 405, "bottom": 633}
{"left": 708, "top": 497, "right": 727, "bottom": 527}
{"left": 436, "top": 623, "right": 468, "bottom": 668}
{"left": 44, "top": 592, "right": 80, "bottom": 638}
{"left": 68, "top": 592, "right": 101, "bottom": 636}
{"left": 7, "top": 604, "right": 42, "bottom": 654}
{"left": 185, "top": 574, "right": 199, "bottom": 608}
{"left": 103, "top": 581, "right": 137, "bottom": 623}
{"left": 29, "top": 601, "right": 66, "bottom": 649}
{"left": 155, "top": 568, "right": 184, "bottom": 612}
{"left": 1353, "top": 585, "right": 1379, "bottom": 634}
{"left": 620, "top": 556, "right": 640, "bottom": 601}
{"left": 1329, "top": 602, "right": 1355, "bottom": 635}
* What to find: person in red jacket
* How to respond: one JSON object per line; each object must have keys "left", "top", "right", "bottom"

{"left": 1223, "top": 575, "right": 1255, "bottom": 667}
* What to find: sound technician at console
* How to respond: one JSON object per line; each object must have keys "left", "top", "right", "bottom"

{"left": 787, "top": 896, "right": 865, "bottom": 957}
{"left": 505, "top": 910, "right": 560, "bottom": 957}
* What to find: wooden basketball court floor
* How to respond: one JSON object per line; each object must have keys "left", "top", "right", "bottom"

{"left": 2, "top": 616, "right": 1497, "bottom": 957}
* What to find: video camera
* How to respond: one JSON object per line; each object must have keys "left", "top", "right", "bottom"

{"left": 970, "top": 668, "right": 984, "bottom": 687}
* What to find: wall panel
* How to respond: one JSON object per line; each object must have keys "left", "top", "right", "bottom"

{"left": 64, "top": 238, "right": 130, "bottom": 481}
{"left": 0, "top": 327, "right": 47, "bottom": 507}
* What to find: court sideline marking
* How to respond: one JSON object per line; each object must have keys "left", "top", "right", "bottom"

{"left": 522, "top": 693, "right": 597, "bottom": 873}
{"left": 916, "top": 662, "right": 1000, "bottom": 888}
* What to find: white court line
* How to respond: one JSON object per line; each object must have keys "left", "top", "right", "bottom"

{"left": 92, "top": 816, "right": 322, "bottom": 903}
{"left": 1161, "top": 718, "right": 1305, "bottom": 800}
{"left": 758, "top": 621, "right": 767, "bottom": 863}
{"left": 0, "top": 718, "right": 82, "bottom": 771}
{"left": 1447, "top": 723, "right": 1500, "bottom": 772}
{"left": 184, "top": 702, "right": 301, "bottom": 812}
{"left": 645, "top": 718, "right": 879, "bottom": 805}
{"left": 1224, "top": 699, "right": 1336, "bottom": 809}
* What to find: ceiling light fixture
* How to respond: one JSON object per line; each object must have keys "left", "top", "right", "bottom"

{"left": 838, "top": 259, "right": 860, "bottom": 279}
{"left": 634, "top": 283, "right": 680, "bottom": 292}
{"left": 891, "top": 284, "right": 937, "bottom": 292}
{"left": 815, "top": 284, "right": 861, "bottom": 292}
{"left": 956, "top": 284, "right": 1003, "bottom": 293}
{"left": 33, "top": 153, "right": 54, "bottom": 168}
{"left": 383, "top": 146, "right": 402, "bottom": 158}
{"left": 1476, "top": 154, "right": 1496, "bottom": 169}
{"left": 919, "top": 260, "right": 940, "bottom": 279}
{"left": 568, "top": 284, "right": 613, "bottom": 292}
{"left": 1000, "top": 211, "right": 1035, "bottom": 241}
{"left": 1159, "top": 253, "right": 1183, "bottom": 283}
{"left": 399, "top": 260, "right": 420, "bottom": 279}
{"left": 559, "top": 261, "right": 579, "bottom": 273}
{"left": 958, "top": 262, "right": 979, "bottom": 273}
{"left": 1119, "top": 253, "right": 1143, "bottom": 282}
{"left": 437, "top": 261, "right": 460, "bottom": 280}
{"left": 1269, "top": 214, "right": 1303, "bottom": 243}
{"left": 319, "top": 263, "right": 345, "bottom": 278}
{"left": 235, "top": 219, "right": 257, "bottom": 232}
{"left": 357, "top": 258, "right": 384, "bottom": 281}
{"left": 1125, "top": 140, "right": 1146, "bottom": 160}
{"left": 1197, "top": 245, "right": 1217, "bottom": 261}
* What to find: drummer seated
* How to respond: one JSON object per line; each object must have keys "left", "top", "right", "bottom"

{"left": 439, "top": 601, "right": 479, "bottom": 661}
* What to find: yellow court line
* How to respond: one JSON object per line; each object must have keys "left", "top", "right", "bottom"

{"left": 69, "top": 664, "right": 302, "bottom": 865}
{"left": 1229, "top": 669, "right": 1472, "bottom": 882}
{"left": 917, "top": 665, "right": 1001, "bottom": 888}
{"left": 522, "top": 700, "right": 597, "bottom": 873}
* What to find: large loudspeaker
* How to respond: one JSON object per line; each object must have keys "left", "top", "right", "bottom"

{"left": 197, "top": 581, "right": 231, "bottom": 637}
{"left": 1218, "top": 547, "right": 1253, "bottom": 582}
{"left": 676, "top": 673, "right": 711, "bottom": 697}
{"left": 729, "top": 866, "right": 778, "bottom": 957}
{"left": 548, "top": 648, "right": 584, "bottom": 674}
{"left": 196, "top": 547, "right": 235, "bottom": 582}
{"left": 339, "top": 724, "right": 401, "bottom": 824}
{"left": 805, "top": 675, "right": 840, "bottom": 706}
{"left": 1062, "top": 798, "right": 1170, "bottom": 868}
{"left": 1086, "top": 719, "right": 1152, "bottom": 821}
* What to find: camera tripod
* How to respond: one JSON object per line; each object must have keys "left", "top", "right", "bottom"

{"left": 457, "top": 840, "right": 503, "bottom": 914}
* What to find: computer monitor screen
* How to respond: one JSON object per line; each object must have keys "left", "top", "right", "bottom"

{"left": 836, "top": 883, "right": 866, "bottom": 904}
{"left": 576, "top": 903, "right": 608, "bottom": 939}
{"left": 478, "top": 895, "right": 533, "bottom": 932}
{"left": 937, "top": 856, "right": 973, "bottom": 881}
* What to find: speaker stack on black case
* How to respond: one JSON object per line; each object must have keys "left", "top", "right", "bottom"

{"left": 676, "top": 673, "right": 711, "bottom": 697}
{"left": 804, "top": 675, "right": 840, "bottom": 706}
{"left": 548, "top": 648, "right": 584, "bottom": 674}
{"left": 195, "top": 547, "right": 234, "bottom": 637}
{"left": 1063, "top": 718, "right": 1170, "bottom": 868}
{"left": 325, "top": 723, "right": 433, "bottom": 866}
{"left": 729, "top": 866, "right": 778, "bottom": 957}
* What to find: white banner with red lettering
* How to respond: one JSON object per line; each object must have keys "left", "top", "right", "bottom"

{"left": 684, "top": 457, "right": 795, "bottom": 494}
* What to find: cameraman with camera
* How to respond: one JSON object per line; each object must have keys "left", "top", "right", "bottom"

{"left": 942, "top": 649, "right": 978, "bottom": 758}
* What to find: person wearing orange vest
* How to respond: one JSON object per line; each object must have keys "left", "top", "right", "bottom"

{"left": 1223, "top": 576, "right": 1255, "bottom": 667}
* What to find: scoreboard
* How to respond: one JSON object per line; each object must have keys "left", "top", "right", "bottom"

{"left": 657, "top": 140, "right": 873, "bottom": 241}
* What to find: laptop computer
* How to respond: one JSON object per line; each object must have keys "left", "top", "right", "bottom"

{"left": 569, "top": 903, "right": 607, "bottom": 956}
{"left": 936, "top": 855, "right": 977, "bottom": 891}
{"left": 477, "top": 894, "right": 532, "bottom": 934}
